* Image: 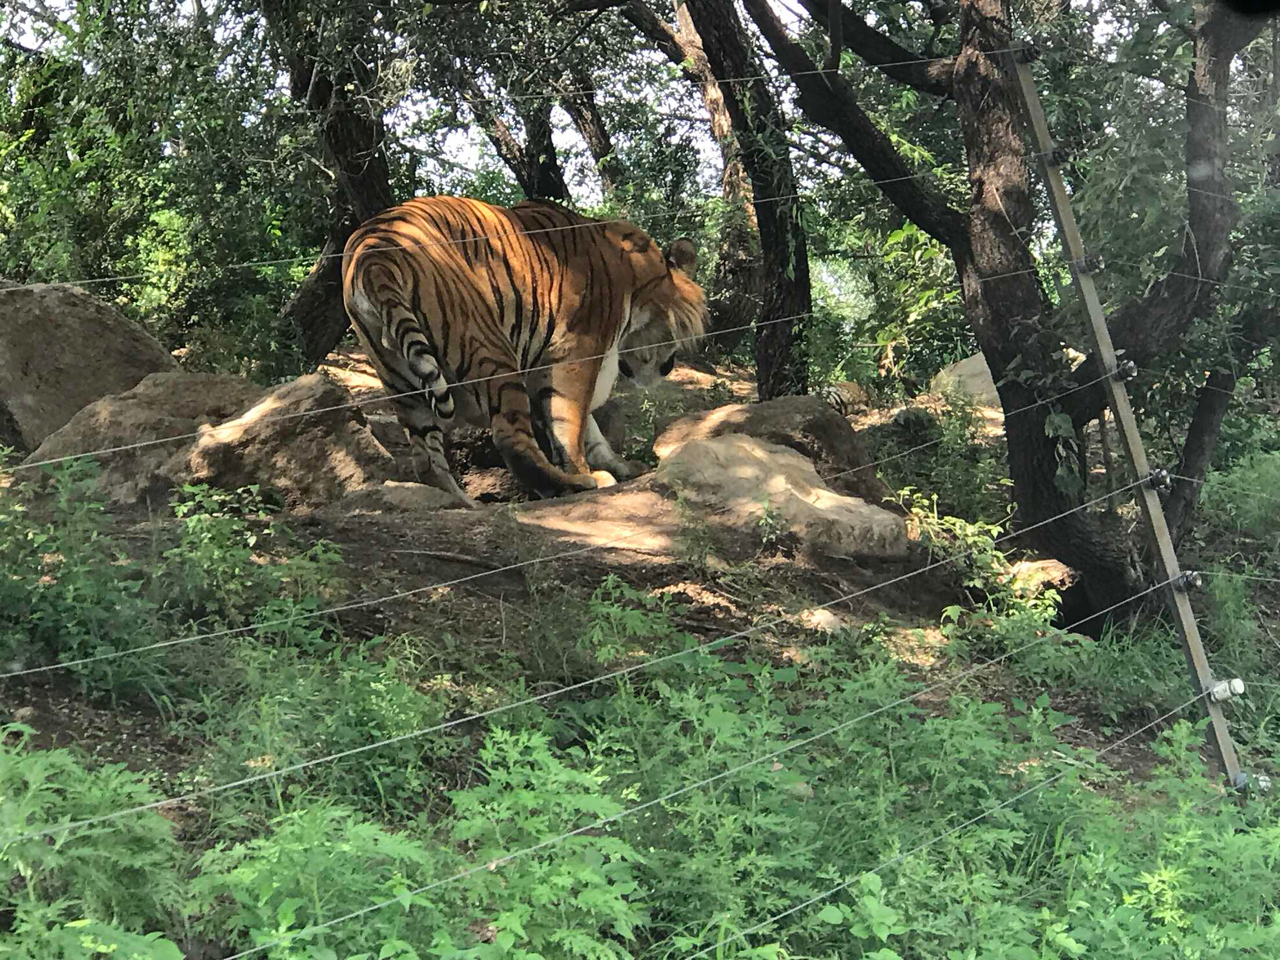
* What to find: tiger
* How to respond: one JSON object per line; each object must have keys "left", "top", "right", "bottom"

{"left": 340, "top": 195, "right": 707, "bottom": 508}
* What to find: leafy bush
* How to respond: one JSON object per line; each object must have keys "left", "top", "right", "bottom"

{"left": 0, "top": 470, "right": 343, "bottom": 697}
{"left": 0, "top": 724, "right": 183, "bottom": 954}
{"left": 0, "top": 461, "right": 166, "bottom": 693}
{"left": 189, "top": 642, "right": 450, "bottom": 825}
{"left": 191, "top": 728, "right": 649, "bottom": 959}
{"left": 881, "top": 392, "right": 1012, "bottom": 523}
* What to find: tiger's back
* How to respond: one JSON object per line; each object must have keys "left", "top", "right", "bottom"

{"left": 340, "top": 195, "right": 706, "bottom": 506}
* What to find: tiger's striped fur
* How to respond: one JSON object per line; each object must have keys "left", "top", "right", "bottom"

{"left": 340, "top": 195, "right": 707, "bottom": 507}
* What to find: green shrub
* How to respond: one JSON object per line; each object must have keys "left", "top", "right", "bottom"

{"left": 189, "top": 642, "right": 450, "bottom": 825}
{"left": 0, "top": 724, "right": 182, "bottom": 950}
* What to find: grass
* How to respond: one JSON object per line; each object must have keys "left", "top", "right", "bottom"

{"left": 1, "top": 435, "right": 1279, "bottom": 958}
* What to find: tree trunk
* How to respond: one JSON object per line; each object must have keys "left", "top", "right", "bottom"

{"left": 558, "top": 66, "right": 626, "bottom": 196}
{"left": 951, "top": 0, "right": 1142, "bottom": 615}
{"left": 278, "top": 229, "right": 352, "bottom": 365}
{"left": 623, "top": 1, "right": 764, "bottom": 357}
{"left": 463, "top": 74, "right": 571, "bottom": 201}
{"left": 682, "top": 0, "right": 811, "bottom": 398}
{"left": 1166, "top": 307, "right": 1273, "bottom": 542}
{"left": 260, "top": 1, "right": 399, "bottom": 366}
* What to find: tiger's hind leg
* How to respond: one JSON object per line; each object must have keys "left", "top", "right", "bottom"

{"left": 526, "top": 359, "right": 620, "bottom": 489}
{"left": 347, "top": 289, "right": 478, "bottom": 509}
{"left": 482, "top": 366, "right": 604, "bottom": 499}
{"left": 391, "top": 396, "right": 479, "bottom": 510}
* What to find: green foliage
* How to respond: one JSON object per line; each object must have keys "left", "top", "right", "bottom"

{"left": 188, "top": 802, "right": 448, "bottom": 958}
{"left": 440, "top": 727, "right": 648, "bottom": 958}
{"left": 881, "top": 391, "right": 1012, "bottom": 523}
{"left": 188, "top": 641, "right": 450, "bottom": 825}
{"left": 0, "top": 460, "right": 167, "bottom": 693}
{"left": 0, "top": 724, "right": 183, "bottom": 954}
{"left": 1198, "top": 451, "right": 1280, "bottom": 542}
{"left": 0, "top": 466, "right": 343, "bottom": 696}
{"left": 189, "top": 728, "right": 649, "bottom": 959}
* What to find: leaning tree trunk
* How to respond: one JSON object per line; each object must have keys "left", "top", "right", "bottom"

{"left": 623, "top": 1, "right": 764, "bottom": 358}
{"left": 682, "top": 0, "right": 811, "bottom": 399}
{"left": 261, "top": 1, "right": 399, "bottom": 366}
{"left": 951, "top": 0, "right": 1264, "bottom": 616}
{"left": 743, "top": 0, "right": 1261, "bottom": 617}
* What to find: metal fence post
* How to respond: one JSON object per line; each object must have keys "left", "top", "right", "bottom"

{"left": 1006, "top": 43, "right": 1245, "bottom": 790}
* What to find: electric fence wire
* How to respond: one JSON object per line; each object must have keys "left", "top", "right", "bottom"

{"left": 222, "top": 571, "right": 1184, "bottom": 960}
{"left": 686, "top": 689, "right": 1213, "bottom": 959}
{"left": 0, "top": 362, "right": 1127, "bottom": 684}
{"left": 4, "top": 477, "right": 1149, "bottom": 846}
{"left": 1172, "top": 473, "right": 1280, "bottom": 507}
{"left": 9, "top": 310, "right": 833, "bottom": 474}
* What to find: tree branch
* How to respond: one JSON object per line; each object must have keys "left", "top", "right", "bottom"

{"left": 796, "top": 0, "right": 955, "bottom": 96}
{"left": 620, "top": 1, "right": 702, "bottom": 85}
{"left": 742, "top": 0, "right": 967, "bottom": 248}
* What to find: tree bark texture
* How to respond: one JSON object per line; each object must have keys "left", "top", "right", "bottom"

{"left": 623, "top": 1, "right": 763, "bottom": 357}
{"left": 463, "top": 75, "right": 571, "bottom": 201}
{"left": 682, "top": 0, "right": 811, "bottom": 398}
{"left": 260, "top": 1, "right": 399, "bottom": 365}
{"left": 558, "top": 66, "right": 626, "bottom": 196}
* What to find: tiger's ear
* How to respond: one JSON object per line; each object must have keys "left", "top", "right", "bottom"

{"left": 664, "top": 237, "right": 697, "bottom": 273}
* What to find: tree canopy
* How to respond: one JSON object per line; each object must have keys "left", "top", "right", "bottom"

{"left": 3, "top": 0, "right": 1277, "bottom": 608}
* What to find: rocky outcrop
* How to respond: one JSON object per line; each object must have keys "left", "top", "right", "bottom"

{"left": 21, "top": 372, "right": 397, "bottom": 507}
{"left": 653, "top": 394, "right": 894, "bottom": 509}
{"left": 0, "top": 283, "right": 179, "bottom": 451}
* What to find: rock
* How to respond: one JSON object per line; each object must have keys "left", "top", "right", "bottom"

{"left": 653, "top": 394, "right": 894, "bottom": 509}
{"left": 0, "top": 283, "right": 179, "bottom": 451}
{"left": 650, "top": 435, "right": 908, "bottom": 562}
{"left": 892, "top": 406, "right": 939, "bottom": 433}
{"left": 374, "top": 481, "right": 463, "bottom": 512}
{"left": 21, "top": 371, "right": 399, "bottom": 508}
{"left": 929, "top": 353, "right": 1001, "bottom": 408}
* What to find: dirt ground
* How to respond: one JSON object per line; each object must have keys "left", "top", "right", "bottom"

{"left": 2, "top": 349, "right": 1191, "bottom": 799}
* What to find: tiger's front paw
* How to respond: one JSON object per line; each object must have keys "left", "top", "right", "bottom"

{"left": 589, "top": 470, "right": 619, "bottom": 489}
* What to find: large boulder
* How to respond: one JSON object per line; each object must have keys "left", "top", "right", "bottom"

{"left": 649, "top": 435, "right": 908, "bottom": 561}
{"left": 0, "top": 283, "right": 179, "bottom": 451}
{"left": 504, "top": 434, "right": 908, "bottom": 565}
{"left": 929, "top": 353, "right": 1001, "bottom": 408}
{"left": 21, "top": 372, "right": 398, "bottom": 507}
{"left": 653, "top": 394, "right": 894, "bottom": 509}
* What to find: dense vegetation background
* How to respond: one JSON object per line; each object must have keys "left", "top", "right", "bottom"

{"left": 2, "top": 0, "right": 1279, "bottom": 957}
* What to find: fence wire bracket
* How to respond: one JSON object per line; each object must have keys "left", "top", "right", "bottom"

{"left": 1232, "top": 770, "right": 1272, "bottom": 794}
{"left": 1207, "top": 677, "right": 1245, "bottom": 702}
{"left": 1113, "top": 359, "right": 1138, "bottom": 382}
{"left": 1175, "top": 570, "right": 1203, "bottom": 592}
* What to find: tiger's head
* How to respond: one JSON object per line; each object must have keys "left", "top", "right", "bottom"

{"left": 619, "top": 237, "right": 707, "bottom": 389}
